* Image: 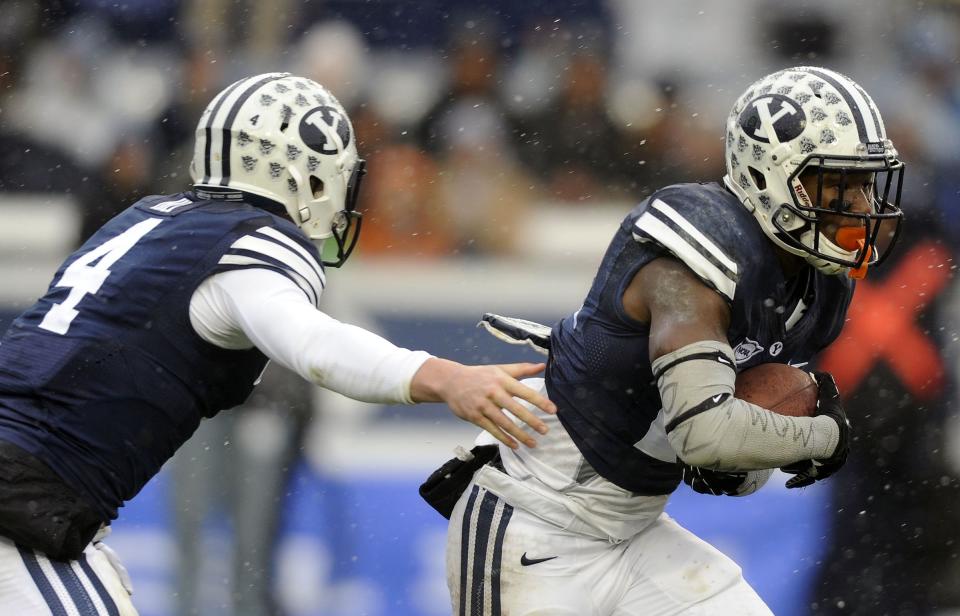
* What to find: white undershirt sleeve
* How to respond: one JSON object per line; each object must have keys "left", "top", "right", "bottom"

{"left": 189, "top": 268, "right": 432, "bottom": 404}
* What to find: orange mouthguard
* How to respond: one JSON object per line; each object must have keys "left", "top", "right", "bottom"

{"left": 835, "top": 227, "right": 871, "bottom": 279}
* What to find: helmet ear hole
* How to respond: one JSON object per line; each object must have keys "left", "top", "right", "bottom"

{"left": 310, "top": 175, "right": 324, "bottom": 199}
{"left": 748, "top": 167, "right": 767, "bottom": 190}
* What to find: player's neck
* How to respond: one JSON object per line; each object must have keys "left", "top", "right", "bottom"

{"left": 775, "top": 247, "right": 806, "bottom": 279}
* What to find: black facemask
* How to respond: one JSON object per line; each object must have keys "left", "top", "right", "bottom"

{"left": 772, "top": 155, "right": 905, "bottom": 273}
{"left": 322, "top": 159, "right": 367, "bottom": 268}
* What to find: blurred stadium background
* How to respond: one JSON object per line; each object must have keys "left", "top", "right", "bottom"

{"left": 3, "top": 0, "right": 960, "bottom": 615}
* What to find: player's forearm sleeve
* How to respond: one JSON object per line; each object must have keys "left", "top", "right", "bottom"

{"left": 651, "top": 340, "right": 839, "bottom": 471}
{"left": 192, "top": 269, "right": 431, "bottom": 403}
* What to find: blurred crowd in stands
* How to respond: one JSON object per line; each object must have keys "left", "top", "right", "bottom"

{"left": 5, "top": 1, "right": 959, "bottom": 257}
{"left": 4, "top": 1, "right": 960, "bottom": 615}
{"left": 0, "top": 0, "right": 730, "bottom": 257}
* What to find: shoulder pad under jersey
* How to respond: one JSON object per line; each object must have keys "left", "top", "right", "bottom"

{"left": 135, "top": 194, "right": 327, "bottom": 306}
{"left": 215, "top": 219, "right": 326, "bottom": 307}
{"left": 630, "top": 182, "right": 769, "bottom": 303}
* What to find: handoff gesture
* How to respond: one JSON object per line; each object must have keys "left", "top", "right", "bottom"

{"left": 410, "top": 359, "right": 557, "bottom": 449}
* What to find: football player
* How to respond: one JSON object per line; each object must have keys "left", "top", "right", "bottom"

{"left": 429, "top": 66, "right": 904, "bottom": 614}
{"left": 0, "top": 73, "right": 556, "bottom": 615}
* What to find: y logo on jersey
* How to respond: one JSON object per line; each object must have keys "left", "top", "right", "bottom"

{"left": 733, "top": 337, "right": 765, "bottom": 364}
{"left": 300, "top": 106, "right": 351, "bottom": 156}
{"left": 739, "top": 94, "right": 806, "bottom": 145}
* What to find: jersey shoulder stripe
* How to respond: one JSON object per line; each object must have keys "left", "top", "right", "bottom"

{"left": 217, "top": 226, "right": 325, "bottom": 306}
{"left": 255, "top": 226, "right": 325, "bottom": 283}
{"left": 633, "top": 198, "right": 739, "bottom": 301}
{"left": 217, "top": 255, "right": 319, "bottom": 306}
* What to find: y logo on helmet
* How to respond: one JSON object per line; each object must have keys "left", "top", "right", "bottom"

{"left": 738, "top": 94, "right": 806, "bottom": 145}
{"left": 300, "top": 106, "right": 352, "bottom": 156}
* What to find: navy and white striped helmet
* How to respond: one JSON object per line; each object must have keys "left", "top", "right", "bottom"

{"left": 190, "top": 73, "right": 366, "bottom": 266}
{"left": 723, "top": 66, "right": 904, "bottom": 277}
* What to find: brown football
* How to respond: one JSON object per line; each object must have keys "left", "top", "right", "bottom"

{"left": 734, "top": 363, "right": 818, "bottom": 417}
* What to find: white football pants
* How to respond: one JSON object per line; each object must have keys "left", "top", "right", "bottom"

{"left": 447, "top": 482, "right": 773, "bottom": 616}
{"left": 0, "top": 536, "right": 137, "bottom": 615}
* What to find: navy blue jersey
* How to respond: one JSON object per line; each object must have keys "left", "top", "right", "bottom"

{"left": 0, "top": 192, "right": 324, "bottom": 520}
{"left": 548, "top": 182, "right": 854, "bottom": 495}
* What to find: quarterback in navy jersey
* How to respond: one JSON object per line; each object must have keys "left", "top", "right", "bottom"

{"left": 435, "top": 67, "right": 904, "bottom": 615}
{"left": 0, "top": 73, "right": 557, "bottom": 616}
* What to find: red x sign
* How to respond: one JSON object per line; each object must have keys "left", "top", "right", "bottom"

{"left": 819, "top": 241, "right": 953, "bottom": 400}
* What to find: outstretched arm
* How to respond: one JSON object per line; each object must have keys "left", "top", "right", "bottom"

{"left": 410, "top": 359, "right": 554, "bottom": 449}
{"left": 190, "top": 268, "right": 554, "bottom": 449}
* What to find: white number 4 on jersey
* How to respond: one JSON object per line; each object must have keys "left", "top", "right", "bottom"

{"left": 39, "top": 218, "right": 162, "bottom": 335}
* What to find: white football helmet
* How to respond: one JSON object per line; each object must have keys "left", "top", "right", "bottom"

{"left": 190, "top": 72, "right": 366, "bottom": 266}
{"left": 723, "top": 66, "right": 904, "bottom": 277}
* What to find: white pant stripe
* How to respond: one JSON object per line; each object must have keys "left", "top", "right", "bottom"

{"left": 37, "top": 556, "right": 81, "bottom": 616}
{"left": 71, "top": 561, "right": 110, "bottom": 616}
{"left": 459, "top": 486, "right": 514, "bottom": 616}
